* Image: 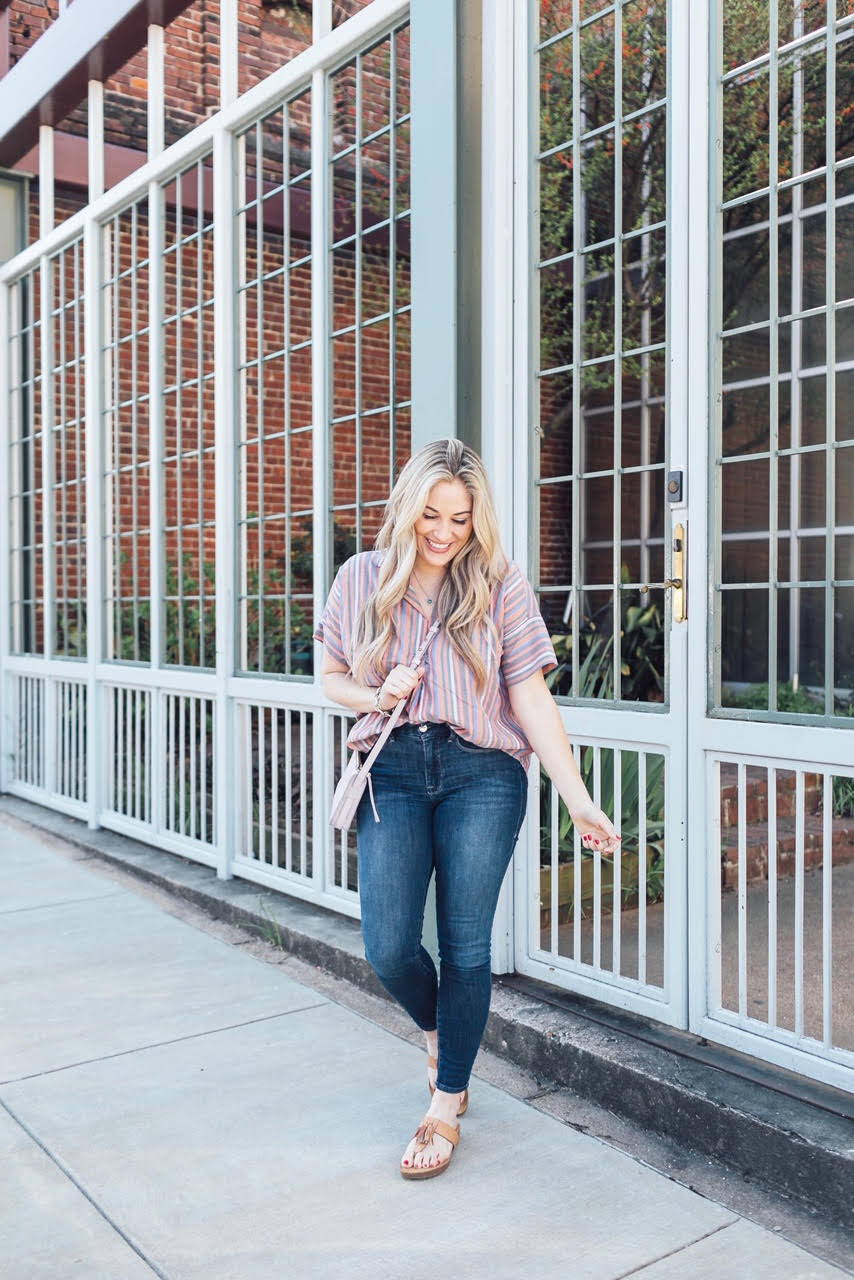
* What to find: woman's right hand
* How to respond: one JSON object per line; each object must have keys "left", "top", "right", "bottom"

{"left": 378, "top": 663, "right": 424, "bottom": 711}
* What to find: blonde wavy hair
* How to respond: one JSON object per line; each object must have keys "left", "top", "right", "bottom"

{"left": 352, "top": 438, "right": 507, "bottom": 690}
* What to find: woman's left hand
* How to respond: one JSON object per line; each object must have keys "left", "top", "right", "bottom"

{"left": 570, "top": 801, "right": 622, "bottom": 856}
{"left": 506, "top": 671, "right": 622, "bottom": 857}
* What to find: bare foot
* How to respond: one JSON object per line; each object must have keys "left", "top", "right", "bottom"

{"left": 400, "top": 1089, "right": 463, "bottom": 1173}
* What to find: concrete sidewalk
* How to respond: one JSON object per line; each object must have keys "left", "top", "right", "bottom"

{"left": 0, "top": 815, "right": 848, "bottom": 1280}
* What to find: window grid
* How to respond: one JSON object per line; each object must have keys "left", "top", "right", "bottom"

{"left": 8, "top": 266, "right": 45, "bottom": 656}
{"left": 102, "top": 199, "right": 152, "bottom": 663}
{"left": 50, "top": 237, "right": 87, "bottom": 659}
{"left": 328, "top": 23, "right": 412, "bottom": 570}
{"left": 716, "top": 8, "right": 854, "bottom": 717}
{"left": 162, "top": 155, "right": 217, "bottom": 669}
{"left": 237, "top": 91, "right": 316, "bottom": 676}
{"left": 533, "top": 1, "right": 669, "bottom": 707}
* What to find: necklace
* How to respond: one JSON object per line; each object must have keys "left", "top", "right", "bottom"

{"left": 411, "top": 567, "right": 443, "bottom": 607}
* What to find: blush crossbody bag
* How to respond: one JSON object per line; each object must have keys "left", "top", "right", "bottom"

{"left": 328, "top": 620, "right": 440, "bottom": 831}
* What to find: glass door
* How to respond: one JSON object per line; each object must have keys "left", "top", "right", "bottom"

{"left": 508, "top": 0, "right": 854, "bottom": 1090}
{"left": 689, "top": 0, "right": 854, "bottom": 1091}
{"left": 515, "top": 0, "right": 691, "bottom": 1026}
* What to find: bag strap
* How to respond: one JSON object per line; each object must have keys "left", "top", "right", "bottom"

{"left": 357, "top": 619, "right": 441, "bottom": 777}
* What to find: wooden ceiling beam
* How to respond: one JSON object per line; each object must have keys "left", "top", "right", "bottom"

{"left": 0, "top": 0, "right": 193, "bottom": 168}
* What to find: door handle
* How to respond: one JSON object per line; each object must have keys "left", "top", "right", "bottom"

{"left": 670, "top": 523, "right": 685, "bottom": 623}
{"left": 637, "top": 523, "right": 686, "bottom": 621}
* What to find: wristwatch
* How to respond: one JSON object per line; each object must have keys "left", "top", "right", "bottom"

{"left": 374, "top": 685, "right": 392, "bottom": 716}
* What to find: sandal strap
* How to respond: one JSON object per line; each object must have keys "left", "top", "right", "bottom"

{"left": 413, "top": 1117, "right": 459, "bottom": 1149}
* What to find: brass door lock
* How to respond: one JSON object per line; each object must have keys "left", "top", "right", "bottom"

{"left": 669, "top": 523, "right": 685, "bottom": 622}
{"left": 638, "top": 524, "right": 686, "bottom": 620}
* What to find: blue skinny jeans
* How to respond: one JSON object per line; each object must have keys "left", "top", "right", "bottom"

{"left": 356, "top": 722, "right": 528, "bottom": 1094}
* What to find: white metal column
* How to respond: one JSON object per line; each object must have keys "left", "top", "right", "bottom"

{"left": 685, "top": 0, "right": 713, "bottom": 1038}
{"left": 482, "top": 0, "right": 521, "bottom": 973}
{"left": 148, "top": 171, "right": 166, "bottom": 840}
{"left": 310, "top": 48, "right": 332, "bottom": 895}
{"left": 410, "top": 0, "right": 456, "bottom": 453}
{"left": 213, "top": 123, "right": 238, "bottom": 880}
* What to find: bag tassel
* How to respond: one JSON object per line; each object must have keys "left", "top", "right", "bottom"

{"left": 366, "top": 770, "right": 379, "bottom": 823}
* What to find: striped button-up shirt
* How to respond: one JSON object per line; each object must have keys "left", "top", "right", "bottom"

{"left": 315, "top": 551, "right": 557, "bottom": 767}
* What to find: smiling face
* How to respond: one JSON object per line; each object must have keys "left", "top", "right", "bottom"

{"left": 413, "top": 479, "right": 473, "bottom": 575}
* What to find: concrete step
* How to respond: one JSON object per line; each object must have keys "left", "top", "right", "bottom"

{"left": 3, "top": 792, "right": 853, "bottom": 1238}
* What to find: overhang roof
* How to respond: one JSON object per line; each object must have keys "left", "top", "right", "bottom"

{"left": 0, "top": 0, "right": 193, "bottom": 169}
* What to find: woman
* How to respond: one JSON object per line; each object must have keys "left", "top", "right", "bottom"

{"left": 315, "top": 439, "right": 620, "bottom": 1180}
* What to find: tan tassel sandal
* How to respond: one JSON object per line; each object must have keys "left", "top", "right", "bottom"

{"left": 400, "top": 1115, "right": 460, "bottom": 1180}
{"left": 427, "top": 1055, "right": 468, "bottom": 1116}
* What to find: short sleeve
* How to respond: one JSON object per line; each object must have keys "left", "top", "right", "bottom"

{"left": 313, "top": 564, "right": 349, "bottom": 668}
{"left": 499, "top": 562, "right": 557, "bottom": 686}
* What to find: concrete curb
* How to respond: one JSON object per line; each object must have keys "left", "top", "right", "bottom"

{"left": 484, "top": 982, "right": 854, "bottom": 1230}
{"left": 3, "top": 793, "right": 853, "bottom": 1232}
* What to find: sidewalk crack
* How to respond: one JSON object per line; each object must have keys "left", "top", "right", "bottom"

{"left": 0, "top": 1002, "right": 330, "bottom": 1085}
{"left": 611, "top": 1221, "right": 735, "bottom": 1278}
{"left": 0, "top": 890, "right": 126, "bottom": 916}
{"left": 0, "top": 1095, "right": 170, "bottom": 1278}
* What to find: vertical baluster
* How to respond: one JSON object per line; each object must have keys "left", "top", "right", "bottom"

{"left": 135, "top": 687, "right": 143, "bottom": 821}
{"left": 271, "top": 706, "right": 279, "bottom": 869}
{"left": 170, "top": 696, "right": 176, "bottom": 834}
{"left": 285, "top": 707, "right": 294, "bottom": 873}
{"left": 572, "top": 742, "right": 581, "bottom": 964}
{"left": 148, "top": 691, "right": 153, "bottom": 825}
{"left": 244, "top": 706, "right": 254, "bottom": 859}
{"left": 335, "top": 721, "right": 345, "bottom": 890}
{"left": 179, "top": 694, "right": 187, "bottom": 837}
{"left": 258, "top": 706, "right": 267, "bottom": 864}
{"left": 737, "top": 761, "right": 747, "bottom": 1018}
{"left": 794, "top": 770, "right": 805, "bottom": 1038}
{"left": 190, "top": 696, "right": 198, "bottom": 842}
{"left": 550, "top": 775, "right": 559, "bottom": 957}
{"left": 822, "top": 772, "right": 833, "bottom": 1049}
{"left": 767, "top": 765, "right": 778, "bottom": 1029}
{"left": 299, "top": 713, "right": 308, "bottom": 879}
{"left": 117, "top": 687, "right": 124, "bottom": 813}
{"left": 638, "top": 752, "right": 648, "bottom": 985}
{"left": 592, "top": 746, "right": 602, "bottom": 971}
{"left": 613, "top": 747, "right": 622, "bottom": 977}
{"left": 28, "top": 679, "right": 34, "bottom": 785}
{"left": 60, "top": 681, "right": 67, "bottom": 796}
